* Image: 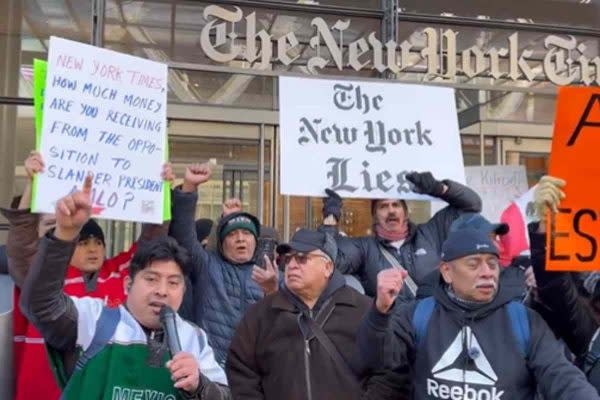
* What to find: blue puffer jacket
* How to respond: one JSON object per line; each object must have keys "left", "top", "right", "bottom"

{"left": 170, "top": 189, "right": 263, "bottom": 367}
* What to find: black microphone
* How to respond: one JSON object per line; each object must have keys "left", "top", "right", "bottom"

{"left": 159, "top": 305, "right": 182, "bottom": 357}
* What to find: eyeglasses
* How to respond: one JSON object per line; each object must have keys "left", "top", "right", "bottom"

{"left": 283, "top": 252, "right": 329, "bottom": 265}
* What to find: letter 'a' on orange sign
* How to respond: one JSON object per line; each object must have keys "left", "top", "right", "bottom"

{"left": 546, "top": 87, "right": 600, "bottom": 271}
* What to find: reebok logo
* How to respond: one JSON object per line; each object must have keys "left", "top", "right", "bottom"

{"left": 476, "top": 244, "right": 490, "bottom": 250}
{"left": 415, "top": 248, "right": 428, "bottom": 256}
{"left": 427, "top": 327, "right": 504, "bottom": 400}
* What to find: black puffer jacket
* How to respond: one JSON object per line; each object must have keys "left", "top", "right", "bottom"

{"left": 333, "top": 180, "right": 482, "bottom": 298}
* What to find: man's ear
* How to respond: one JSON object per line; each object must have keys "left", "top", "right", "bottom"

{"left": 439, "top": 262, "right": 453, "bottom": 285}
{"left": 124, "top": 275, "right": 132, "bottom": 295}
{"left": 325, "top": 260, "right": 334, "bottom": 278}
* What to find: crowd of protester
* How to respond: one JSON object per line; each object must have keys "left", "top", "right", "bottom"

{"left": 2, "top": 150, "right": 600, "bottom": 400}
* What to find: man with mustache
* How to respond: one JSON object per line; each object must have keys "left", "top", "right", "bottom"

{"left": 357, "top": 228, "right": 600, "bottom": 400}
{"left": 323, "top": 171, "right": 481, "bottom": 300}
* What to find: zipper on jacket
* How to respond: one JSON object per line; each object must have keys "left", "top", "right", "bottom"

{"left": 304, "top": 339, "right": 312, "bottom": 400}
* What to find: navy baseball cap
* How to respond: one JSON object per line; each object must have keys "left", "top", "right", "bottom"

{"left": 450, "top": 213, "right": 509, "bottom": 236}
{"left": 441, "top": 229, "right": 499, "bottom": 262}
{"left": 277, "top": 228, "right": 337, "bottom": 262}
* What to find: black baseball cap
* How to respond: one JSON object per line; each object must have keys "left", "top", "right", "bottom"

{"left": 277, "top": 228, "right": 337, "bottom": 263}
{"left": 450, "top": 213, "right": 509, "bottom": 236}
{"left": 441, "top": 229, "right": 499, "bottom": 262}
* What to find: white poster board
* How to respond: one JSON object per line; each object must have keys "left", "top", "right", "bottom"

{"left": 279, "top": 76, "right": 465, "bottom": 199}
{"left": 432, "top": 165, "right": 529, "bottom": 222}
{"left": 33, "top": 37, "right": 168, "bottom": 223}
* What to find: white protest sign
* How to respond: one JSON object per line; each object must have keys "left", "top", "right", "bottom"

{"left": 431, "top": 165, "right": 529, "bottom": 222}
{"left": 33, "top": 37, "right": 167, "bottom": 223}
{"left": 279, "top": 76, "right": 465, "bottom": 199}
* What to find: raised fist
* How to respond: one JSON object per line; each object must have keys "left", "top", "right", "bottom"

{"left": 182, "top": 163, "right": 212, "bottom": 192}
{"left": 223, "top": 198, "right": 242, "bottom": 217}
{"left": 375, "top": 269, "right": 407, "bottom": 314}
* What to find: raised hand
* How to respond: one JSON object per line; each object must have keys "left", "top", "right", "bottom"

{"left": 182, "top": 163, "right": 212, "bottom": 192}
{"left": 375, "top": 269, "right": 407, "bottom": 314}
{"left": 223, "top": 198, "right": 242, "bottom": 217}
{"left": 161, "top": 162, "right": 176, "bottom": 187}
{"left": 25, "top": 150, "right": 45, "bottom": 179}
{"left": 252, "top": 255, "right": 279, "bottom": 295}
{"left": 406, "top": 171, "right": 445, "bottom": 197}
{"left": 54, "top": 174, "right": 93, "bottom": 241}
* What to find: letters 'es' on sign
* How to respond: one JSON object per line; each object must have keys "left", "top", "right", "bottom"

{"left": 546, "top": 87, "right": 600, "bottom": 271}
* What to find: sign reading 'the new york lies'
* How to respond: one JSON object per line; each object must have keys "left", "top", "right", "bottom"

{"left": 279, "top": 76, "right": 465, "bottom": 200}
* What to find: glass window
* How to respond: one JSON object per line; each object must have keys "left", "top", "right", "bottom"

{"left": 278, "top": 0, "right": 383, "bottom": 10}
{"left": 0, "top": 104, "right": 35, "bottom": 214}
{"left": 397, "top": 0, "right": 600, "bottom": 30}
{"left": 0, "top": 0, "right": 92, "bottom": 98}
{"left": 168, "top": 69, "right": 276, "bottom": 109}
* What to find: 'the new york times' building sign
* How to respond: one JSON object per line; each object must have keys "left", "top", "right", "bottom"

{"left": 199, "top": 5, "right": 600, "bottom": 86}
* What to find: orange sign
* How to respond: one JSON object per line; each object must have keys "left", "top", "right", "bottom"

{"left": 546, "top": 87, "right": 600, "bottom": 271}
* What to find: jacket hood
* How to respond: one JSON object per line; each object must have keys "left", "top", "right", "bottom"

{"left": 216, "top": 211, "right": 261, "bottom": 264}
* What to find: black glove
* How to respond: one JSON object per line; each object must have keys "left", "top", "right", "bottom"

{"left": 406, "top": 171, "right": 445, "bottom": 197}
{"left": 323, "top": 189, "right": 343, "bottom": 221}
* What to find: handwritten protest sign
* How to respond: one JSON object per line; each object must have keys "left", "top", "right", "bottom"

{"left": 546, "top": 86, "right": 600, "bottom": 271}
{"left": 430, "top": 165, "right": 528, "bottom": 221}
{"left": 32, "top": 37, "right": 168, "bottom": 223}
{"left": 279, "top": 77, "right": 465, "bottom": 199}
{"left": 465, "top": 165, "right": 528, "bottom": 222}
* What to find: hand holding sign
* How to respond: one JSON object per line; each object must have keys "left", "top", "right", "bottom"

{"left": 161, "top": 162, "right": 176, "bottom": 187}
{"left": 55, "top": 174, "right": 93, "bottom": 241}
{"left": 25, "top": 151, "right": 45, "bottom": 179}
{"left": 534, "top": 176, "right": 566, "bottom": 217}
{"left": 182, "top": 163, "right": 212, "bottom": 193}
{"left": 406, "top": 171, "right": 446, "bottom": 197}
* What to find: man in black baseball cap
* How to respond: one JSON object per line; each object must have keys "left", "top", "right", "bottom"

{"left": 226, "top": 228, "right": 384, "bottom": 400}
{"left": 276, "top": 228, "right": 339, "bottom": 309}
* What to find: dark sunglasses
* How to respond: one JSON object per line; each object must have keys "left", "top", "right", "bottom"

{"left": 282, "top": 252, "right": 329, "bottom": 265}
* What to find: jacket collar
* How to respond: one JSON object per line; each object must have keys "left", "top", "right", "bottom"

{"left": 272, "top": 281, "right": 359, "bottom": 312}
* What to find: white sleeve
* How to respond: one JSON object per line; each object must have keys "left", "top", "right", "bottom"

{"left": 196, "top": 328, "right": 228, "bottom": 386}
{"left": 178, "top": 317, "right": 228, "bottom": 386}
{"left": 69, "top": 296, "right": 104, "bottom": 351}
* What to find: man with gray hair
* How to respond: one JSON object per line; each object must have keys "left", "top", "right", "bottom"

{"left": 226, "top": 228, "right": 391, "bottom": 400}
{"left": 358, "top": 228, "right": 600, "bottom": 399}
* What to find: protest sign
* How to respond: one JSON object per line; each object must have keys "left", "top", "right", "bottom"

{"left": 32, "top": 37, "right": 168, "bottom": 223}
{"left": 279, "top": 77, "right": 465, "bottom": 199}
{"left": 546, "top": 86, "right": 600, "bottom": 271}
{"left": 430, "top": 165, "right": 528, "bottom": 221}
{"left": 465, "top": 165, "right": 528, "bottom": 222}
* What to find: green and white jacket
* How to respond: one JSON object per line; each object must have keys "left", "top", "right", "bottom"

{"left": 52, "top": 297, "right": 228, "bottom": 400}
